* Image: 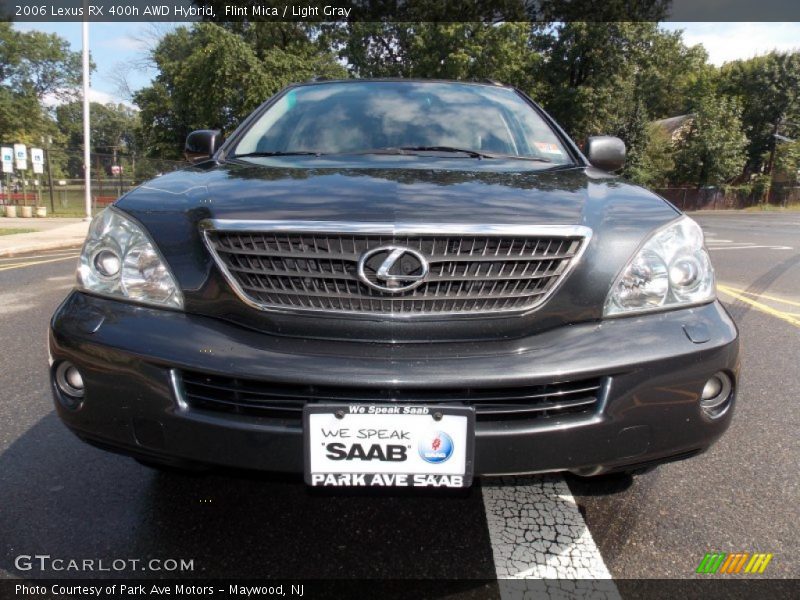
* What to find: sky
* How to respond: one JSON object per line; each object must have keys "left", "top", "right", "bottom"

{"left": 12, "top": 21, "right": 800, "bottom": 107}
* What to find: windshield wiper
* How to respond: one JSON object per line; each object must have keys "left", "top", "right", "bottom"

{"left": 231, "top": 151, "right": 325, "bottom": 158}
{"left": 351, "top": 146, "right": 553, "bottom": 162}
{"left": 396, "top": 146, "right": 494, "bottom": 159}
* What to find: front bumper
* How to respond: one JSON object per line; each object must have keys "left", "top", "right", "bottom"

{"left": 49, "top": 292, "right": 739, "bottom": 476}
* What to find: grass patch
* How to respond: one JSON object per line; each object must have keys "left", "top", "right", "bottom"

{"left": 741, "top": 203, "right": 800, "bottom": 212}
{"left": 0, "top": 228, "right": 37, "bottom": 236}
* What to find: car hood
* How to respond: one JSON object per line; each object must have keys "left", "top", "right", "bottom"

{"left": 119, "top": 156, "right": 674, "bottom": 224}
{"left": 114, "top": 157, "right": 680, "bottom": 342}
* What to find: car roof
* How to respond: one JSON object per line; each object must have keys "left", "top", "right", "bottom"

{"left": 294, "top": 78, "right": 511, "bottom": 89}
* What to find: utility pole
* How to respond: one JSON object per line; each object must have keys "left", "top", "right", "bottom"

{"left": 82, "top": 11, "right": 92, "bottom": 220}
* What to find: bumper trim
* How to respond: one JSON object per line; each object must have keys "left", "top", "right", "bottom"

{"left": 169, "top": 369, "right": 189, "bottom": 411}
{"left": 49, "top": 292, "right": 739, "bottom": 476}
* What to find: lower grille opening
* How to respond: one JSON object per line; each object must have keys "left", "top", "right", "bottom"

{"left": 179, "top": 371, "right": 603, "bottom": 423}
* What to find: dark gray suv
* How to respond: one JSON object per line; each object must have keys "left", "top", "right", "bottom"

{"left": 49, "top": 80, "right": 738, "bottom": 488}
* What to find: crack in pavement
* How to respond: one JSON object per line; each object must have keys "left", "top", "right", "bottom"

{"left": 482, "top": 475, "right": 620, "bottom": 598}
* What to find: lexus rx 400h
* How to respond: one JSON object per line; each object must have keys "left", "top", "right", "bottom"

{"left": 49, "top": 80, "right": 739, "bottom": 488}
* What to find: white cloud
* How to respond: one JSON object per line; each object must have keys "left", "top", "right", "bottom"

{"left": 664, "top": 22, "right": 800, "bottom": 66}
{"left": 41, "top": 88, "right": 136, "bottom": 110}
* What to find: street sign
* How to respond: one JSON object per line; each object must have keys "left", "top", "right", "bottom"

{"left": 1, "top": 147, "right": 12, "bottom": 173}
{"left": 13, "top": 143, "right": 27, "bottom": 170}
{"left": 31, "top": 148, "right": 44, "bottom": 174}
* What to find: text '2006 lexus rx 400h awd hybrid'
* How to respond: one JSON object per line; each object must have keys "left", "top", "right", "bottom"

{"left": 49, "top": 80, "right": 738, "bottom": 488}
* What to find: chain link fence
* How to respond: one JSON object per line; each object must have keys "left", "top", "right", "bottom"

{"left": 1, "top": 151, "right": 187, "bottom": 217}
{"left": 654, "top": 183, "right": 800, "bottom": 211}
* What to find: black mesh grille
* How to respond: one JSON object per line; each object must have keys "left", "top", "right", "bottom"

{"left": 180, "top": 371, "right": 603, "bottom": 423}
{"left": 204, "top": 230, "right": 586, "bottom": 315}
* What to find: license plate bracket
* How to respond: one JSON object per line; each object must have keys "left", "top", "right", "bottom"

{"left": 303, "top": 404, "right": 475, "bottom": 488}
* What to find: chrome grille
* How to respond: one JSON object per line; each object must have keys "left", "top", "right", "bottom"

{"left": 179, "top": 370, "right": 603, "bottom": 423}
{"left": 201, "top": 221, "right": 590, "bottom": 316}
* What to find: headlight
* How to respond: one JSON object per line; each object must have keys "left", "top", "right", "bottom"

{"left": 604, "top": 216, "right": 714, "bottom": 316}
{"left": 77, "top": 208, "right": 183, "bottom": 309}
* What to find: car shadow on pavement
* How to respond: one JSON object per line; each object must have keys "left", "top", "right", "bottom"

{"left": 0, "top": 413, "right": 497, "bottom": 586}
{"left": 562, "top": 472, "right": 636, "bottom": 496}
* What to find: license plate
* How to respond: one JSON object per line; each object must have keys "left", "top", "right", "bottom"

{"left": 304, "top": 404, "right": 475, "bottom": 488}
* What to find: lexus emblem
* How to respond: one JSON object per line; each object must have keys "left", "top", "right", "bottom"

{"left": 357, "top": 246, "right": 429, "bottom": 293}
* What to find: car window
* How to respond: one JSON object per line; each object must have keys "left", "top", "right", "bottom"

{"left": 234, "top": 82, "right": 572, "bottom": 163}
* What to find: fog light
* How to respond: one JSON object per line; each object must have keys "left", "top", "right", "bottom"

{"left": 55, "top": 361, "right": 85, "bottom": 400}
{"left": 700, "top": 372, "right": 732, "bottom": 419}
{"left": 701, "top": 377, "right": 722, "bottom": 400}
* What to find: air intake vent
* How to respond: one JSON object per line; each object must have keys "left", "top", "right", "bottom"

{"left": 180, "top": 370, "right": 603, "bottom": 423}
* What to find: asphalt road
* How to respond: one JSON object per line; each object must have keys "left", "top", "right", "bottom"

{"left": 0, "top": 212, "right": 797, "bottom": 591}
{"left": 569, "top": 212, "right": 800, "bottom": 579}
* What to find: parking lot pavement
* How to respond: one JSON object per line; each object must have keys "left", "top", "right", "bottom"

{"left": 0, "top": 211, "right": 797, "bottom": 587}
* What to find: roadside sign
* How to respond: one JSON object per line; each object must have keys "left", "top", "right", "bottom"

{"left": 31, "top": 148, "right": 44, "bottom": 174}
{"left": 13, "top": 143, "right": 27, "bottom": 170}
{"left": 1, "top": 147, "right": 12, "bottom": 173}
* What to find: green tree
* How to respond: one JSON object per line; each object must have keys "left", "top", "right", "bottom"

{"left": 0, "top": 23, "right": 83, "bottom": 146}
{"left": 773, "top": 140, "right": 800, "bottom": 185}
{"left": 327, "top": 22, "right": 538, "bottom": 91}
{"left": 719, "top": 52, "right": 800, "bottom": 177}
{"left": 531, "top": 23, "right": 706, "bottom": 145}
{"left": 671, "top": 93, "right": 747, "bottom": 187}
{"left": 134, "top": 22, "right": 345, "bottom": 159}
{"left": 626, "top": 123, "right": 676, "bottom": 187}
{"left": 56, "top": 101, "right": 139, "bottom": 178}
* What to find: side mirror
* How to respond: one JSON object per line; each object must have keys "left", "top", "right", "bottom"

{"left": 585, "top": 136, "right": 626, "bottom": 172}
{"left": 184, "top": 130, "right": 222, "bottom": 164}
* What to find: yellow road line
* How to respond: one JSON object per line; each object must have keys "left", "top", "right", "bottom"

{"left": 718, "top": 284, "right": 800, "bottom": 328}
{"left": 0, "top": 255, "right": 78, "bottom": 272}
{"left": 719, "top": 285, "right": 800, "bottom": 309}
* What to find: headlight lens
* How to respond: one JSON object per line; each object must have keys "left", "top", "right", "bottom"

{"left": 604, "top": 216, "right": 714, "bottom": 316}
{"left": 78, "top": 208, "right": 183, "bottom": 309}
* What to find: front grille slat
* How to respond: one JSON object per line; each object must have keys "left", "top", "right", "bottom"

{"left": 204, "top": 224, "right": 588, "bottom": 316}
{"left": 181, "top": 371, "right": 603, "bottom": 423}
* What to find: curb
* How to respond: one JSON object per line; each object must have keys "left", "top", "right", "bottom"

{"left": 0, "top": 240, "right": 84, "bottom": 258}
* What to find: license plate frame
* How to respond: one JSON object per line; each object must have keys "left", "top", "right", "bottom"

{"left": 303, "top": 404, "right": 475, "bottom": 488}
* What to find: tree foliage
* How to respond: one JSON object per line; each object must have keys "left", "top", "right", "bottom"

{"left": 773, "top": 140, "right": 800, "bottom": 184}
{"left": 134, "top": 22, "right": 345, "bottom": 158}
{"left": 325, "top": 22, "right": 537, "bottom": 90}
{"left": 531, "top": 23, "right": 710, "bottom": 145}
{"left": 0, "top": 22, "right": 83, "bottom": 147}
{"left": 6, "top": 17, "right": 800, "bottom": 192}
{"left": 671, "top": 91, "right": 747, "bottom": 187}
{"left": 719, "top": 52, "right": 800, "bottom": 175}
{"left": 626, "top": 124, "right": 675, "bottom": 187}
{"left": 55, "top": 101, "right": 139, "bottom": 177}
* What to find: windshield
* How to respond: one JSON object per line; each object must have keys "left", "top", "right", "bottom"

{"left": 232, "top": 81, "right": 572, "bottom": 164}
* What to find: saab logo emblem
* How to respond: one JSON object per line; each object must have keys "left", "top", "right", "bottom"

{"left": 696, "top": 552, "right": 773, "bottom": 574}
{"left": 418, "top": 431, "right": 454, "bottom": 463}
